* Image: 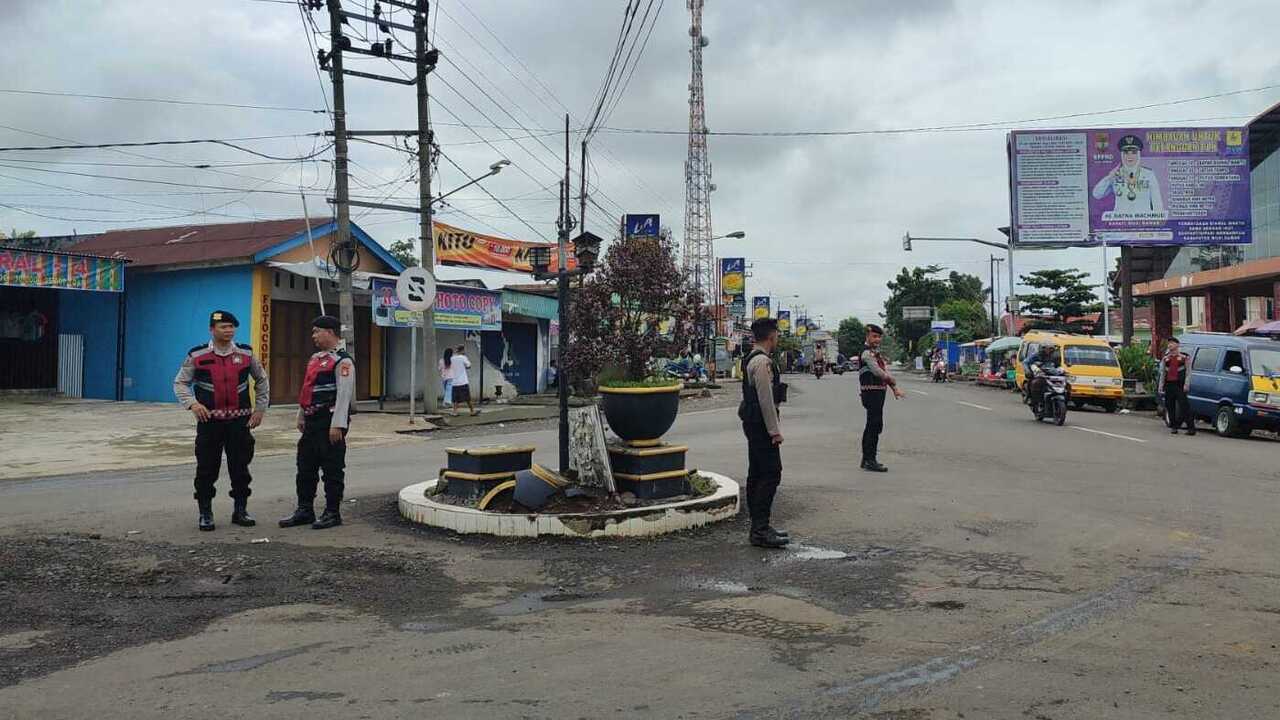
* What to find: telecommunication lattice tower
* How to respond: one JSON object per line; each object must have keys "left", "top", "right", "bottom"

{"left": 682, "top": 0, "right": 715, "bottom": 307}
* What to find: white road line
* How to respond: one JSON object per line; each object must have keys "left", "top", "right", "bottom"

{"left": 1072, "top": 426, "right": 1147, "bottom": 443}
{"left": 955, "top": 401, "right": 992, "bottom": 411}
{"left": 910, "top": 389, "right": 930, "bottom": 396}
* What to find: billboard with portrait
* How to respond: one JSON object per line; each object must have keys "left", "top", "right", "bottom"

{"left": 1008, "top": 127, "right": 1250, "bottom": 246}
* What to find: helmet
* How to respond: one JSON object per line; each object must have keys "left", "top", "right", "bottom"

{"left": 1039, "top": 343, "right": 1057, "bottom": 355}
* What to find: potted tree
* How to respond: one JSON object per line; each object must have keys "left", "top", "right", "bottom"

{"left": 565, "top": 230, "right": 701, "bottom": 446}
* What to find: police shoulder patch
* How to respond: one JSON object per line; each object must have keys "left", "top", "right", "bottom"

{"left": 236, "top": 342, "right": 253, "bottom": 351}
{"left": 188, "top": 343, "right": 208, "bottom": 355}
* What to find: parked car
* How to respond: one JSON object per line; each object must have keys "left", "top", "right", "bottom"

{"left": 1158, "top": 332, "right": 1280, "bottom": 438}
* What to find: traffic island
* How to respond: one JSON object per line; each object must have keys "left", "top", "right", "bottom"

{"left": 398, "top": 471, "right": 739, "bottom": 538}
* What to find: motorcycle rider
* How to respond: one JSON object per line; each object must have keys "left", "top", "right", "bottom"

{"left": 1024, "top": 343, "right": 1060, "bottom": 412}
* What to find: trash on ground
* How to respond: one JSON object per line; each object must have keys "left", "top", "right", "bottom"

{"left": 251, "top": 538, "right": 270, "bottom": 544}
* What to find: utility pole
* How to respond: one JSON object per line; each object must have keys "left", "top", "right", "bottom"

{"left": 327, "top": 0, "right": 357, "bottom": 355}
{"left": 556, "top": 115, "right": 573, "bottom": 473}
{"left": 989, "top": 254, "right": 998, "bottom": 337}
{"left": 415, "top": 0, "right": 439, "bottom": 413}
{"left": 579, "top": 140, "right": 588, "bottom": 237}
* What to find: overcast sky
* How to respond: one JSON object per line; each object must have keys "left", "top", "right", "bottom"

{"left": 3, "top": 0, "right": 1279, "bottom": 326}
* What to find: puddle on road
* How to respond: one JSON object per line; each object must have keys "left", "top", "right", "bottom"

{"left": 787, "top": 544, "right": 850, "bottom": 561}
{"left": 484, "top": 590, "right": 599, "bottom": 617}
{"left": 399, "top": 621, "right": 453, "bottom": 633}
{"left": 676, "top": 577, "right": 751, "bottom": 594}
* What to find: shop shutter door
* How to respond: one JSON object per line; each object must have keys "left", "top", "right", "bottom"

{"left": 57, "top": 333, "right": 84, "bottom": 398}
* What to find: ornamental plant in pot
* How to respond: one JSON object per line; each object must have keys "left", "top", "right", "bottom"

{"left": 564, "top": 230, "right": 702, "bottom": 446}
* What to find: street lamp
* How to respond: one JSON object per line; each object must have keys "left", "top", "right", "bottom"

{"left": 432, "top": 158, "right": 510, "bottom": 206}
{"left": 904, "top": 231, "right": 1017, "bottom": 333}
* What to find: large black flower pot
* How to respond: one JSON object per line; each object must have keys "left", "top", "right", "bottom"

{"left": 598, "top": 384, "right": 683, "bottom": 446}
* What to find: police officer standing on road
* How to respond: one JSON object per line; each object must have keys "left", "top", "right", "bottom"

{"left": 859, "top": 324, "right": 904, "bottom": 472}
{"left": 739, "top": 317, "right": 789, "bottom": 549}
{"left": 279, "top": 315, "right": 356, "bottom": 530}
{"left": 173, "top": 310, "right": 269, "bottom": 531}
{"left": 1161, "top": 337, "right": 1196, "bottom": 435}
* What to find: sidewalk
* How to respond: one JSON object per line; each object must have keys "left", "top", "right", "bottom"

{"left": 0, "top": 398, "right": 423, "bottom": 481}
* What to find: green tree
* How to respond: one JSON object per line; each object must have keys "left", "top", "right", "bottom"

{"left": 936, "top": 298, "right": 989, "bottom": 342}
{"left": 835, "top": 317, "right": 866, "bottom": 358}
{"left": 1018, "top": 269, "right": 1101, "bottom": 328}
{"left": 0, "top": 229, "right": 39, "bottom": 249}
{"left": 882, "top": 265, "right": 987, "bottom": 359}
{"left": 387, "top": 238, "right": 417, "bottom": 268}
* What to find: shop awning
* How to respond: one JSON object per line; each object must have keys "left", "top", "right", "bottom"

{"left": 0, "top": 246, "right": 126, "bottom": 292}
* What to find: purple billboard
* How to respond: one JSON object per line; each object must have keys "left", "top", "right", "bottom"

{"left": 1008, "top": 127, "right": 1250, "bottom": 246}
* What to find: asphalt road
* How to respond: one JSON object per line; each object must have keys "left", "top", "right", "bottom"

{"left": 2, "top": 373, "right": 1278, "bottom": 719}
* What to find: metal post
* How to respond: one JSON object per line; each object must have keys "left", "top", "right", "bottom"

{"left": 1120, "top": 246, "right": 1135, "bottom": 345}
{"left": 580, "top": 140, "right": 588, "bottom": 236}
{"left": 416, "top": 1, "right": 440, "bottom": 414}
{"left": 989, "top": 254, "right": 997, "bottom": 337}
{"left": 1101, "top": 236, "right": 1110, "bottom": 339}
{"left": 409, "top": 325, "right": 417, "bottom": 423}
{"left": 557, "top": 115, "right": 571, "bottom": 473}
{"left": 1006, "top": 242, "right": 1016, "bottom": 333}
{"left": 327, "top": 0, "right": 357, "bottom": 357}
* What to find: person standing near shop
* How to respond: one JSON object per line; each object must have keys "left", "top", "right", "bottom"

{"left": 450, "top": 344, "right": 478, "bottom": 416}
{"left": 173, "top": 310, "right": 269, "bottom": 531}
{"left": 739, "top": 317, "right": 789, "bottom": 549}
{"left": 279, "top": 315, "right": 355, "bottom": 530}
{"left": 438, "top": 347, "right": 455, "bottom": 410}
{"left": 859, "top": 324, "right": 905, "bottom": 472}
{"left": 1161, "top": 337, "right": 1195, "bottom": 435}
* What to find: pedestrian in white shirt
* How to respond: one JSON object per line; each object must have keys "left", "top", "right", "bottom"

{"left": 450, "top": 345, "right": 478, "bottom": 416}
{"left": 438, "top": 348, "right": 455, "bottom": 408}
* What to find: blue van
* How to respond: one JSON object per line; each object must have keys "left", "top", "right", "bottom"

{"left": 1159, "top": 332, "right": 1280, "bottom": 437}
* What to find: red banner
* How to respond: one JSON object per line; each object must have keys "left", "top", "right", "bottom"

{"left": 433, "top": 221, "right": 576, "bottom": 273}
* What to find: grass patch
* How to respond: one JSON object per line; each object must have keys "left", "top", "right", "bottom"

{"left": 688, "top": 472, "right": 716, "bottom": 497}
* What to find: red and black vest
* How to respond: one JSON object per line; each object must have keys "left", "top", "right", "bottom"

{"left": 1165, "top": 351, "right": 1188, "bottom": 385}
{"left": 860, "top": 349, "right": 889, "bottom": 392}
{"left": 189, "top": 343, "right": 255, "bottom": 419}
{"left": 299, "top": 348, "right": 352, "bottom": 416}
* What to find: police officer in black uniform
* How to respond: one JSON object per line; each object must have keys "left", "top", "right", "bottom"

{"left": 279, "top": 315, "right": 356, "bottom": 530}
{"left": 739, "top": 317, "right": 789, "bottom": 548}
{"left": 173, "top": 310, "right": 269, "bottom": 531}
{"left": 858, "top": 324, "right": 904, "bottom": 472}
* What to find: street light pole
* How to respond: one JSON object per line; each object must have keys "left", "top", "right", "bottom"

{"left": 904, "top": 231, "right": 1017, "bottom": 333}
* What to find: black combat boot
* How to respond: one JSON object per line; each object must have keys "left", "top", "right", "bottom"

{"left": 231, "top": 499, "right": 256, "bottom": 527}
{"left": 197, "top": 500, "right": 215, "bottom": 532}
{"left": 861, "top": 459, "right": 888, "bottom": 473}
{"left": 311, "top": 507, "right": 343, "bottom": 530}
{"left": 749, "top": 527, "right": 788, "bottom": 549}
{"left": 278, "top": 505, "right": 316, "bottom": 528}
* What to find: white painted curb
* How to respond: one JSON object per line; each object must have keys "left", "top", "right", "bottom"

{"left": 398, "top": 472, "right": 740, "bottom": 538}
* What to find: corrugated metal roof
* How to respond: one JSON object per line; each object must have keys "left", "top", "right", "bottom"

{"left": 70, "top": 218, "right": 320, "bottom": 267}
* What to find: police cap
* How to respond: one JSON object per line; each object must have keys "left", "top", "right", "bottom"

{"left": 865, "top": 323, "right": 884, "bottom": 335}
{"left": 209, "top": 310, "right": 239, "bottom": 327}
{"left": 1118, "top": 134, "right": 1143, "bottom": 152}
{"left": 312, "top": 315, "right": 341, "bottom": 332}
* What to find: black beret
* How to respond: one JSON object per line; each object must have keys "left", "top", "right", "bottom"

{"left": 209, "top": 310, "right": 239, "bottom": 327}
{"left": 312, "top": 315, "right": 341, "bottom": 331}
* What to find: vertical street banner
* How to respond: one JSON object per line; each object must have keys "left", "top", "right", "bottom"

{"left": 796, "top": 318, "right": 808, "bottom": 337}
{"left": 778, "top": 310, "right": 791, "bottom": 334}
{"left": 1008, "top": 127, "right": 1250, "bottom": 246}
{"left": 719, "top": 258, "right": 745, "bottom": 298}
{"left": 752, "top": 296, "right": 770, "bottom": 319}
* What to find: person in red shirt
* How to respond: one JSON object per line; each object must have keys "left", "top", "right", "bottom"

{"left": 1161, "top": 337, "right": 1195, "bottom": 435}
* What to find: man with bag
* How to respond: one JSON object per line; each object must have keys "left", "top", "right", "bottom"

{"left": 738, "top": 317, "right": 789, "bottom": 549}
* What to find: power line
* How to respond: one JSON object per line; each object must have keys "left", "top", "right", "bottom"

{"left": 0, "top": 131, "right": 326, "bottom": 154}
{"left": 437, "top": 149, "right": 546, "bottom": 238}
{"left": 595, "top": 0, "right": 663, "bottom": 138}
{"left": 0, "top": 88, "right": 326, "bottom": 114}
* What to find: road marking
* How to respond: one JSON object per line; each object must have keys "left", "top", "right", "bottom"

{"left": 910, "top": 389, "right": 929, "bottom": 396}
{"left": 1072, "top": 426, "right": 1146, "bottom": 443}
{"left": 955, "top": 401, "right": 992, "bottom": 411}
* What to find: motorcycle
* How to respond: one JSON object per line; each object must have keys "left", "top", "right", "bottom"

{"left": 931, "top": 359, "right": 947, "bottom": 383}
{"left": 1030, "top": 367, "right": 1070, "bottom": 426}
{"left": 813, "top": 360, "right": 825, "bottom": 379}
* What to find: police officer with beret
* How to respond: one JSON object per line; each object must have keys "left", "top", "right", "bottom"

{"left": 279, "top": 315, "right": 356, "bottom": 530}
{"left": 173, "top": 310, "right": 269, "bottom": 531}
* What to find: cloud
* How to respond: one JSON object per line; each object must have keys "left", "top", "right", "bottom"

{"left": 3, "top": 0, "right": 1279, "bottom": 327}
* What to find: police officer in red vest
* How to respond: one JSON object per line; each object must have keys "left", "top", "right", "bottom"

{"left": 279, "top": 315, "right": 356, "bottom": 530}
{"left": 173, "top": 310, "right": 269, "bottom": 531}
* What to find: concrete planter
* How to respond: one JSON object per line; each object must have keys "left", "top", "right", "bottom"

{"left": 597, "top": 384, "right": 682, "bottom": 446}
{"left": 398, "top": 472, "right": 739, "bottom": 538}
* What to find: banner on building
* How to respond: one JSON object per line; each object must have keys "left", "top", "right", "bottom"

{"left": 434, "top": 285, "right": 503, "bottom": 331}
{"left": 752, "top": 296, "right": 770, "bottom": 319}
{"left": 434, "top": 221, "right": 576, "bottom": 274}
{"left": 371, "top": 276, "right": 422, "bottom": 328}
{"left": 719, "top": 257, "right": 745, "bottom": 298}
{"left": 778, "top": 310, "right": 791, "bottom": 334}
{"left": 727, "top": 297, "right": 746, "bottom": 318}
{"left": 0, "top": 248, "right": 124, "bottom": 292}
{"left": 1008, "top": 127, "right": 1251, "bottom": 246}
